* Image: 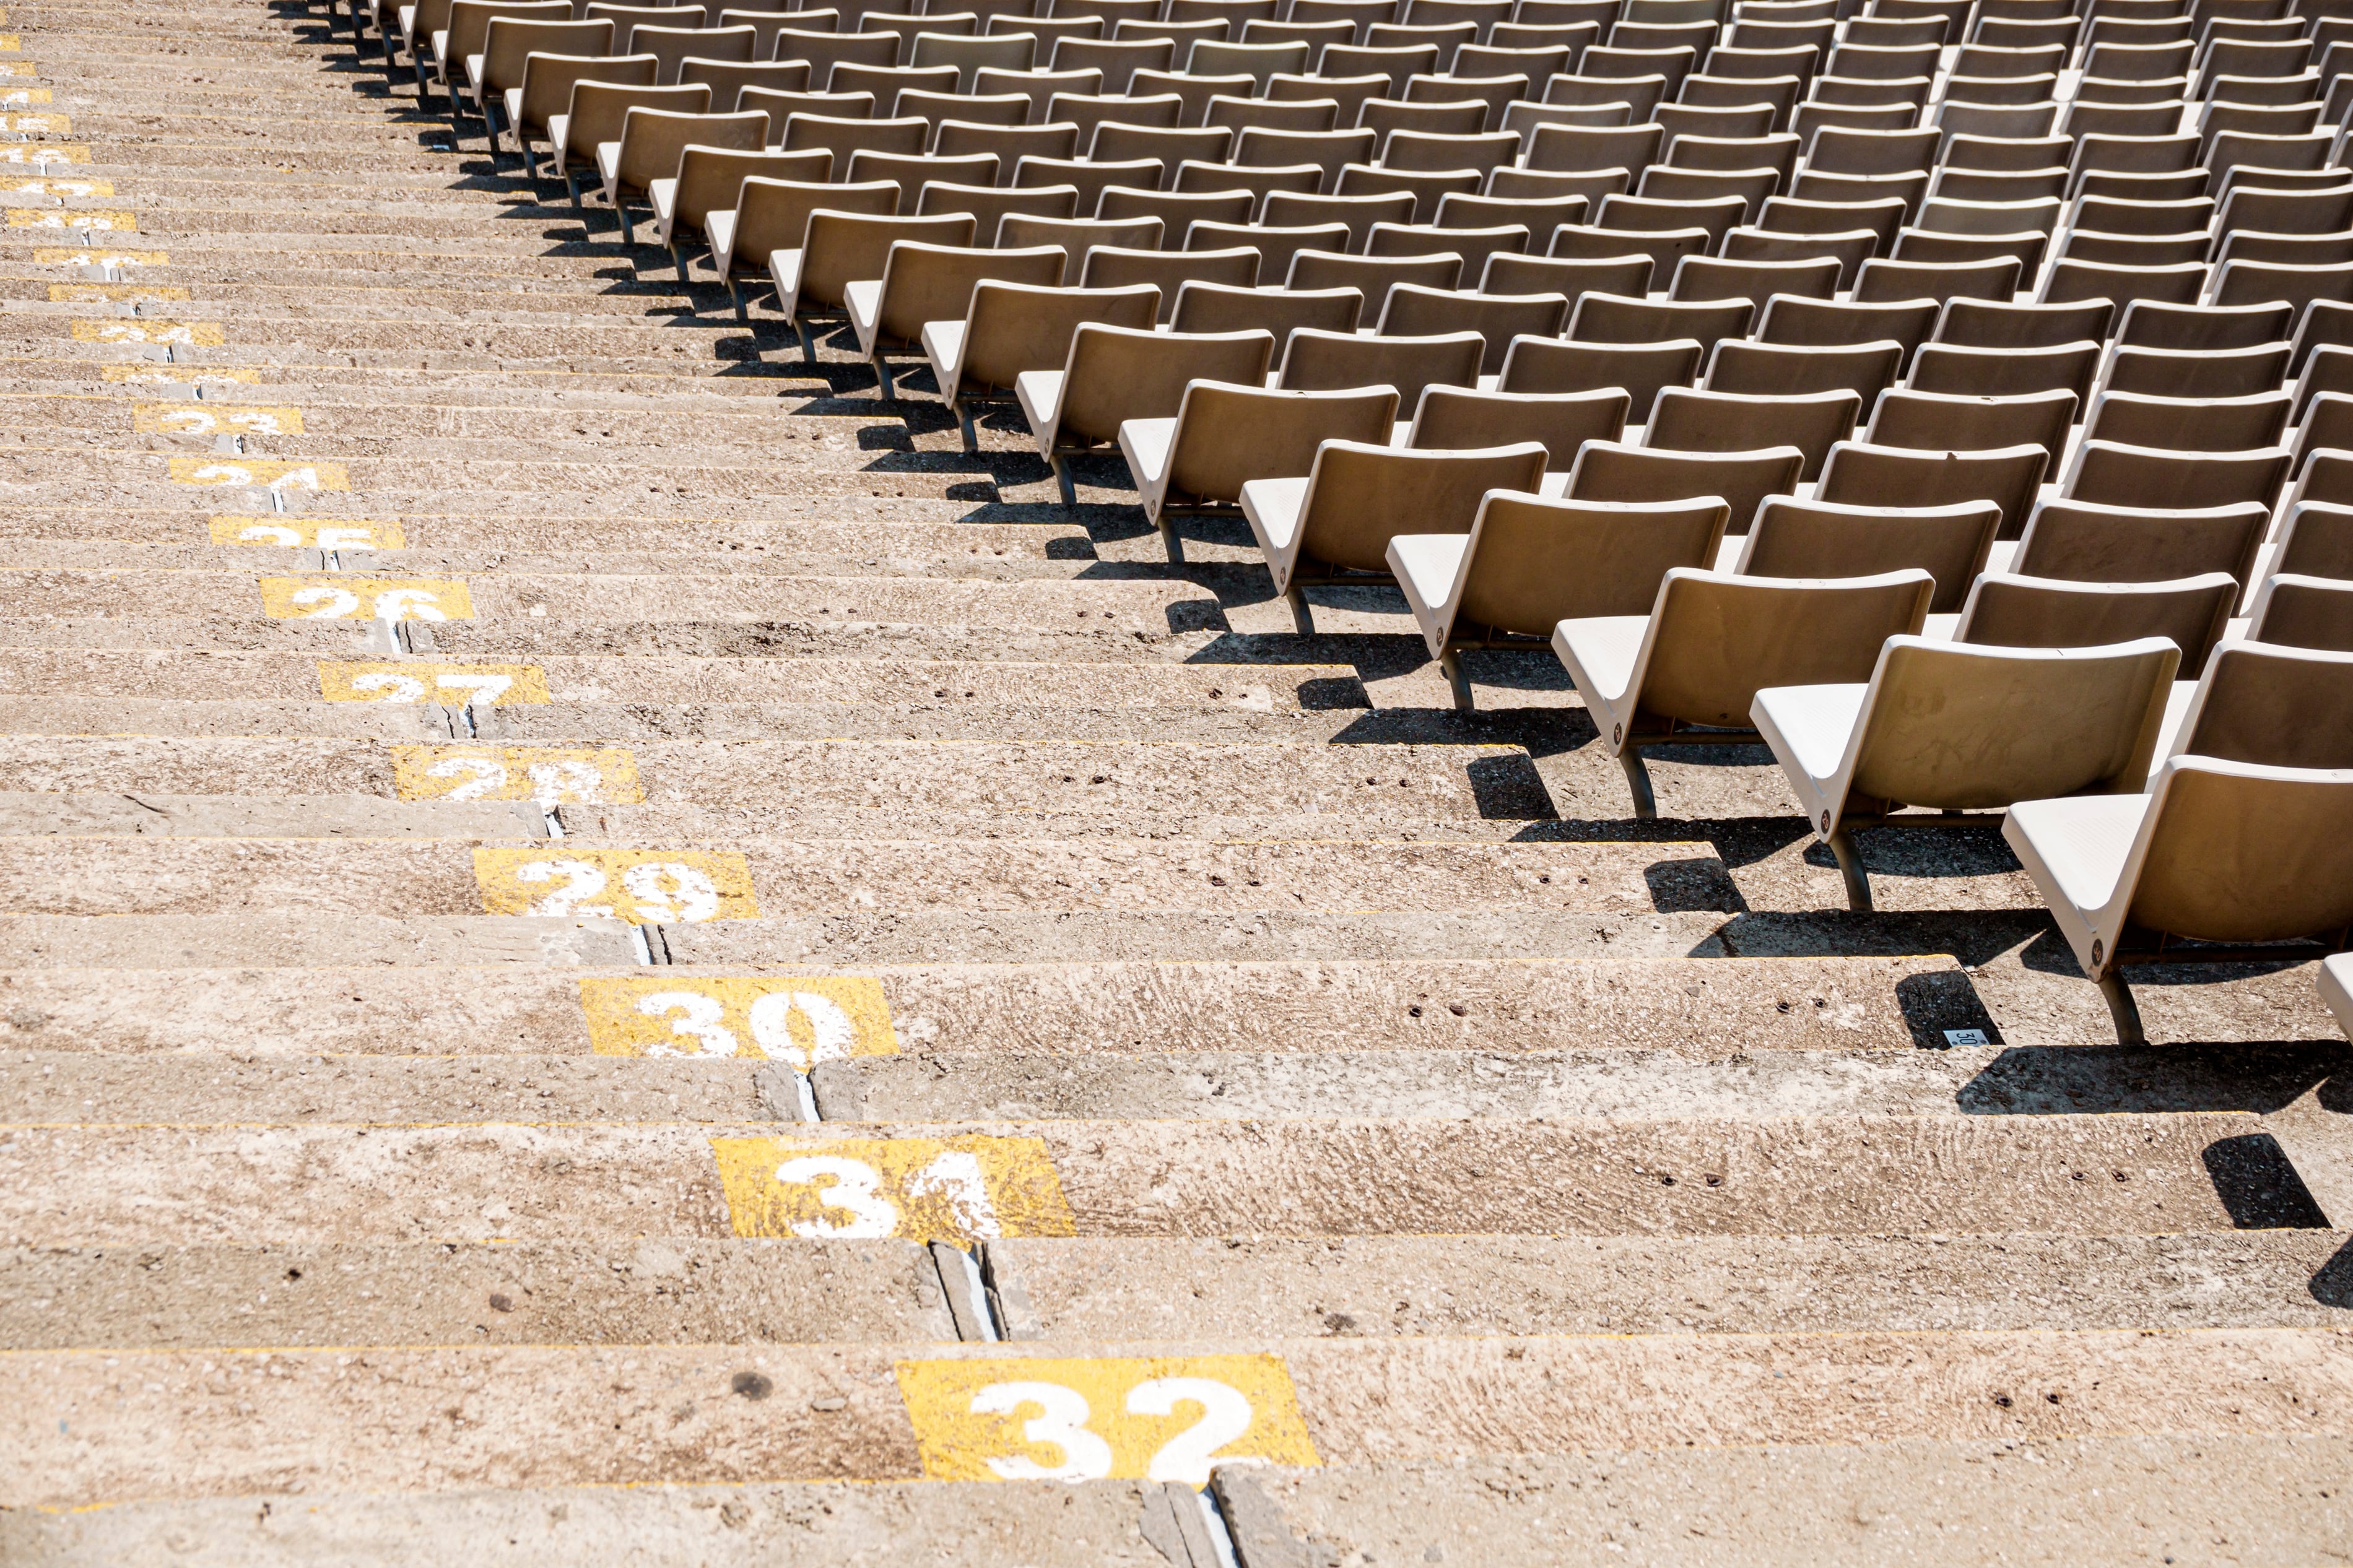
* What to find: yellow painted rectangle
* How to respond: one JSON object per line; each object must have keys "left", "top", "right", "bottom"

{"left": 0, "top": 89, "right": 54, "bottom": 106}
{"left": 50, "top": 284, "right": 188, "bottom": 303}
{"left": 712, "top": 1135, "right": 1072, "bottom": 1245}
{"left": 137, "top": 403, "right": 299, "bottom": 435}
{"left": 0, "top": 112, "right": 63, "bottom": 134}
{"left": 11, "top": 207, "right": 130, "bottom": 230}
{"left": 167, "top": 457, "right": 346, "bottom": 490}
{"left": 3, "top": 144, "right": 90, "bottom": 166}
{"left": 0, "top": 59, "right": 32, "bottom": 76}
{"left": 391, "top": 744, "right": 642, "bottom": 806}
{"left": 74, "top": 319, "right": 223, "bottom": 346}
{"left": 473, "top": 847, "right": 757, "bottom": 924}
{"left": 894, "top": 1354, "right": 1318, "bottom": 1486}
{"left": 40, "top": 245, "right": 158, "bottom": 266}
{"left": 104, "top": 365, "right": 251, "bottom": 384}
{"left": 210, "top": 514, "right": 401, "bottom": 550}
{"left": 579, "top": 975, "right": 895, "bottom": 1063}
{"left": 259, "top": 576, "right": 470, "bottom": 622}
{"left": 316, "top": 660, "right": 549, "bottom": 706}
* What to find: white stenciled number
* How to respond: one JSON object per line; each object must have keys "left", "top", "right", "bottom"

{"left": 425, "top": 756, "right": 507, "bottom": 801}
{"left": 746, "top": 990, "right": 855, "bottom": 1069}
{"left": 267, "top": 466, "right": 320, "bottom": 492}
{"left": 371, "top": 588, "right": 444, "bottom": 623}
{"left": 526, "top": 760, "right": 602, "bottom": 804}
{"left": 633, "top": 990, "right": 736, "bottom": 1057}
{"left": 188, "top": 462, "right": 252, "bottom": 485}
{"left": 620, "top": 861, "right": 719, "bottom": 923}
{"left": 434, "top": 674, "right": 511, "bottom": 705}
{"left": 972, "top": 1383, "right": 1113, "bottom": 1483}
{"left": 225, "top": 410, "right": 283, "bottom": 435}
{"left": 906, "top": 1150, "right": 1001, "bottom": 1239}
{"left": 513, "top": 857, "right": 609, "bottom": 918}
{"left": 772, "top": 1154, "right": 897, "bottom": 1238}
{"left": 237, "top": 523, "right": 301, "bottom": 546}
{"left": 158, "top": 408, "right": 217, "bottom": 434}
{"left": 349, "top": 672, "right": 426, "bottom": 702}
{"left": 1128, "top": 1379, "right": 1255, "bottom": 1486}
{"left": 291, "top": 584, "right": 360, "bottom": 619}
{"left": 315, "top": 526, "right": 378, "bottom": 550}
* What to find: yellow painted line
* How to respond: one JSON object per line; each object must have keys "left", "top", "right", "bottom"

{"left": 3, "top": 144, "right": 90, "bottom": 167}
{"left": 0, "top": 87, "right": 51, "bottom": 105}
{"left": 210, "top": 513, "right": 397, "bottom": 548}
{"left": 166, "top": 457, "right": 344, "bottom": 490}
{"left": 11, "top": 207, "right": 131, "bottom": 230}
{"left": 258, "top": 574, "right": 470, "bottom": 622}
{"left": 37, "top": 242, "right": 159, "bottom": 264}
{"left": 474, "top": 846, "right": 757, "bottom": 924}
{"left": 0, "top": 37, "right": 21, "bottom": 51}
{"left": 895, "top": 1354, "right": 1317, "bottom": 1485}
{"left": 104, "top": 364, "right": 254, "bottom": 385}
{"left": 50, "top": 283, "right": 186, "bottom": 303}
{"left": 5, "top": 175, "right": 106, "bottom": 197}
{"left": 711, "top": 1134, "right": 1072, "bottom": 1245}
{"left": 134, "top": 402, "right": 295, "bottom": 435}
{"left": 0, "top": 112, "right": 74, "bottom": 135}
{"left": 391, "top": 743, "right": 640, "bottom": 806}
{"left": 0, "top": 61, "right": 32, "bottom": 78}
{"left": 316, "top": 660, "right": 548, "bottom": 706}
{"left": 578, "top": 973, "right": 895, "bottom": 1062}
{"left": 75, "top": 319, "right": 222, "bottom": 346}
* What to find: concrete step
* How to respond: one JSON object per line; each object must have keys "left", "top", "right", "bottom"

{"left": 0, "top": 956, "right": 1965, "bottom": 1057}
{"left": 990, "top": 1231, "right": 2353, "bottom": 1340}
{"left": 3, "top": 1237, "right": 958, "bottom": 1349}
{"left": 0, "top": 648, "right": 1359, "bottom": 709}
{"left": 0, "top": 1112, "right": 2277, "bottom": 1246}
{"left": 0, "top": 1330, "right": 2341, "bottom": 1509}
{"left": 0, "top": 736, "right": 1548, "bottom": 820}
{"left": 0, "top": 835, "right": 1705, "bottom": 919}
{"left": 2, "top": 1475, "right": 1201, "bottom": 1568}
{"left": 813, "top": 1041, "right": 2348, "bottom": 1124}
{"left": 11, "top": 1437, "right": 2353, "bottom": 1567}
{"left": 0, "top": 568, "right": 1227, "bottom": 635}
{"left": 0, "top": 502, "right": 1101, "bottom": 555}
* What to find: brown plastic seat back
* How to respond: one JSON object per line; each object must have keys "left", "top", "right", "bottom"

{"left": 1639, "top": 569, "right": 1935, "bottom": 728}
{"left": 799, "top": 210, "right": 977, "bottom": 308}
{"left": 1168, "top": 281, "right": 1365, "bottom": 352}
{"left": 1820, "top": 440, "right": 2051, "bottom": 540}
{"left": 1166, "top": 382, "right": 1401, "bottom": 504}
{"left": 2064, "top": 441, "right": 2292, "bottom": 511}
{"left": 1850, "top": 638, "right": 2180, "bottom": 810}
{"left": 1457, "top": 493, "right": 1731, "bottom": 635}
{"left": 2177, "top": 641, "right": 2353, "bottom": 771}
{"left": 2250, "top": 574, "right": 2353, "bottom": 653}
{"left": 1053, "top": 324, "right": 1277, "bottom": 444}
{"left": 1743, "top": 497, "right": 2001, "bottom": 613}
{"left": 1296, "top": 440, "right": 1551, "bottom": 571}
{"left": 1277, "top": 327, "right": 1485, "bottom": 412}
{"left": 1566, "top": 440, "right": 1804, "bottom": 534}
{"left": 729, "top": 176, "right": 894, "bottom": 269}
{"left": 2128, "top": 761, "right": 2353, "bottom": 945}
{"left": 1409, "top": 385, "right": 1631, "bottom": 470}
{"left": 1376, "top": 285, "right": 1568, "bottom": 373}
{"left": 2012, "top": 500, "right": 2270, "bottom": 587}
{"left": 873, "top": 240, "right": 1064, "bottom": 345}
{"left": 955, "top": 280, "right": 1160, "bottom": 391}
{"left": 1497, "top": 336, "right": 1700, "bottom": 420}
{"left": 2277, "top": 501, "right": 2353, "bottom": 581}
{"left": 1646, "top": 387, "right": 1860, "bottom": 481}
{"left": 612, "top": 108, "right": 770, "bottom": 197}
{"left": 1866, "top": 388, "right": 2075, "bottom": 460}
{"left": 1957, "top": 571, "right": 2241, "bottom": 670}
{"left": 518, "top": 52, "right": 655, "bottom": 140}
{"left": 562, "top": 80, "right": 711, "bottom": 164}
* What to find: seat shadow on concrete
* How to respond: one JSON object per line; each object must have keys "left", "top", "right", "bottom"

{"left": 2308, "top": 1236, "right": 2353, "bottom": 1305}
{"left": 1959, "top": 1041, "right": 2352, "bottom": 1119}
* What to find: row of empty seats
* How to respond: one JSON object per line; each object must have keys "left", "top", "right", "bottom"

{"left": 364, "top": 0, "right": 2353, "bottom": 1034}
